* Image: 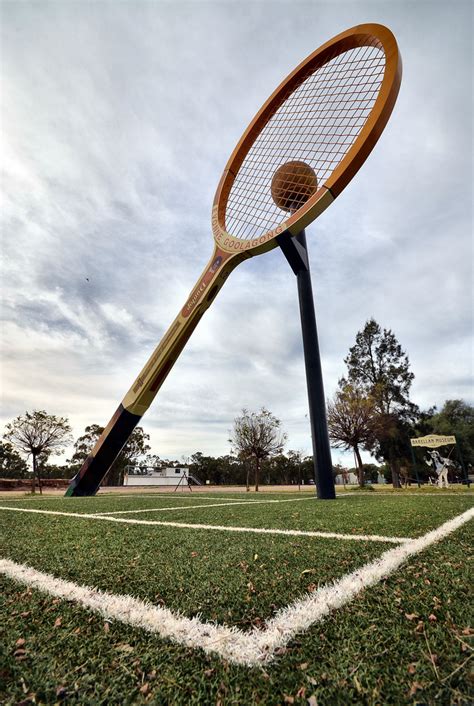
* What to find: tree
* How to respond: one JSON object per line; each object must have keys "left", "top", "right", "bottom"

{"left": 4, "top": 411, "right": 72, "bottom": 493}
{"left": 220, "top": 455, "right": 247, "bottom": 485}
{"left": 68, "top": 424, "right": 151, "bottom": 486}
{"left": 327, "top": 383, "right": 381, "bottom": 486}
{"left": 37, "top": 460, "right": 73, "bottom": 479}
{"left": 268, "top": 450, "right": 303, "bottom": 486}
{"left": 229, "top": 408, "right": 287, "bottom": 491}
{"left": 189, "top": 452, "right": 220, "bottom": 484}
{"left": 287, "top": 450, "right": 304, "bottom": 486}
{"left": 263, "top": 454, "right": 293, "bottom": 486}
{"left": 342, "top": 319, "right": 417, "bottom": 487}
{"left": 0, "top": 441, "right": 29, "bottom": 479}
{"left": 144, "top": 454, "right": 162, "bottom": 470}
{"left": 362, "top": 463, "right": 380, "bottom": 483}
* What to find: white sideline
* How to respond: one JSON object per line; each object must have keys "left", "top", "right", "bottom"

{"left": 0, "top": 505, "right": 410, "bottom": 543}
{"left": 96, "top": 496, "right": 318, "bottom": 515}
{"left": 0, "top": 494, "right": 261, "bottom": 503}
{"left": 2, "top": 507, "right": 472, "bottom": 667}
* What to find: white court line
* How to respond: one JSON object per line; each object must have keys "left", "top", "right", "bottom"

{"left": 2, "top": 507, "right": 472, "bottom": 667}
{"left": 0, "top": 505, "right": 410, "bottom": 543}
{"left": 96, "top": 496, "right": 318, "bottom": 515}
{"left": 0, "top": 492, "right": 353, "bottom": 504}
{"left": 95, "top": 493, "right": 308, "bottom": 501}
{"left": 0, "top": 493, "right": 253, "bottom": 501}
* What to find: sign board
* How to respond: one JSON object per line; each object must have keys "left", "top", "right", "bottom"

{"left": 410, "top": 434, "right": 456, "bottom": 448}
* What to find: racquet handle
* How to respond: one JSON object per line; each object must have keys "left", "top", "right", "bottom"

{"left": 66, "top": 247, "right": 245, "bottom": 496}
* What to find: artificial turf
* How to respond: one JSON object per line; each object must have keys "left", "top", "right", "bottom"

{"left": 1, "top": 491, "right": 473, "bottom": 705}
{"left": 0, "top": 508, "right": 392, "bottom": 625}
{"left": 92, "top": 493, "right": 474, "bottom": 536}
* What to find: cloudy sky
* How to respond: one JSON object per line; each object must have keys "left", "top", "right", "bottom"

{"left": 1, "top": 0, "right": 472, "bottom": 468}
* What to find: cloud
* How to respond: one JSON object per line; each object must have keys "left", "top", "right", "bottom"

{"left": 1, "top": 1, "right": 472, "bottom": 470}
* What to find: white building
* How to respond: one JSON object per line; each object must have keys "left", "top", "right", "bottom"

{"left": 334, "top": 472, "right": 358, "bottom": 485}
{"left": 334, "top": 471, "right": 387, "bottom": 485}
{"left": 124, "top": 466, "right": 201, "bottom": 487}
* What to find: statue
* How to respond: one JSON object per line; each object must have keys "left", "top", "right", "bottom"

{"left": 425, "top": 449, "right": 454, "bottom": 488}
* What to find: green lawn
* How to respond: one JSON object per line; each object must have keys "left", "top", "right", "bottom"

{"left": 1, "top": 491, "right": 473, "bottom": 704}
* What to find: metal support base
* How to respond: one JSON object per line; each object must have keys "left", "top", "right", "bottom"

{"left": 277, "top": 229, "right": 335, "bottom": 499}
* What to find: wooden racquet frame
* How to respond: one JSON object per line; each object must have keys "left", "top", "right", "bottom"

{"left": 66, "top": 23, "right": 401, "bottom": 496}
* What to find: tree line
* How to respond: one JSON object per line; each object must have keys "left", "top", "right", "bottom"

{"left": 326, "top": 319, "right": 472, "bottom": 487}
{"left": 2, "top": 318, "right": 473, "bottom": 492}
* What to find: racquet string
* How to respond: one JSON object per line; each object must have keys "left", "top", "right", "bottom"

{"left": 225, "top": 43, "right": 386, "bottom": 240}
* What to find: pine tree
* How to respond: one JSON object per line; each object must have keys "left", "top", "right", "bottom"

{"left": 342, "top": 319, "right": 417, "bottom": 487}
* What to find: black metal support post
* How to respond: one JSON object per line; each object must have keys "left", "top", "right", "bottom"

{"left": 409, "top": 443, "right": 421, "bottom": 488}
{"left": 455, "top": 442, "right": 470, "bottom": 488}
{"left": 277, "top": 229, "right": 335, "bottom": 499}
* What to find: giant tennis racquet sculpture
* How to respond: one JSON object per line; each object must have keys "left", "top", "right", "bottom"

{"left": 66, "top": 24, "right": 402, "bottom": 496}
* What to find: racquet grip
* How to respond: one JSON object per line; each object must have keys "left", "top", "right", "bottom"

{"left": 65, "top": 404, "right": 141, "bottom": 496}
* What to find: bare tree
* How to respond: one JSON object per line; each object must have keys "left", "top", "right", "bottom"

{"left": 327, "top": 384, "right": 380, "bottom": 487}
{"left": 4, "top": 410, "right": 72, "bottom": 494}
{"left": 229, "top": 408, "right": 287, "bottom": 491}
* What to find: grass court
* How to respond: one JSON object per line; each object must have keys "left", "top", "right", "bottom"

{"left": 1, "top": 488, "right": 473, "bottom": 704}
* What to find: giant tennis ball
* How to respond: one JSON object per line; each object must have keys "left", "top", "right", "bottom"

{"left": 271, "top": 161, "right": 318, "bottom": 212}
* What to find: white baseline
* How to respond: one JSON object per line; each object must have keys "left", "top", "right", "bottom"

{"left": 96, "top": 496, "right": 318, "bottom": 515}
{"left": 0, "top": 505, "right": 409, "bottom": 543}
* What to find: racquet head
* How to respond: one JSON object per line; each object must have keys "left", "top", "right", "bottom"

{"left": 212, "top": 23, "right": 402, "bottom": 257}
